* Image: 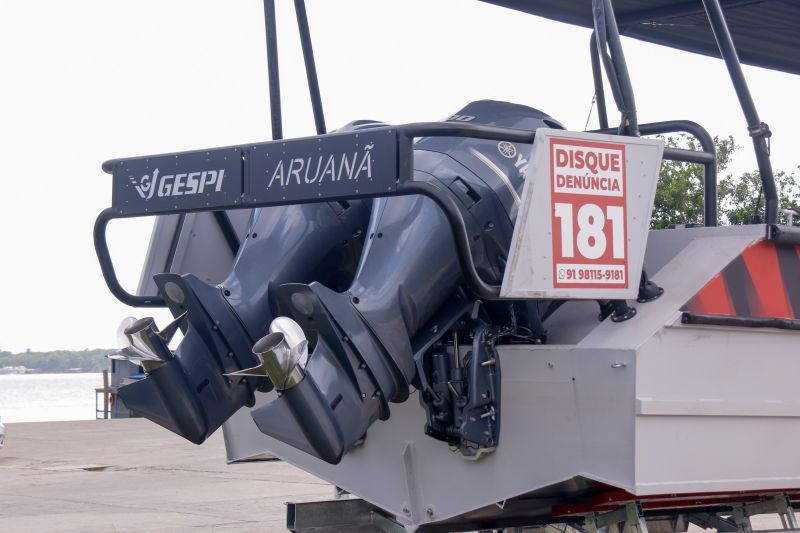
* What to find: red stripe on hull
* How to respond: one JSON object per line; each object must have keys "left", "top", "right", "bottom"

{"left": 685, "top": 272, "right": 735, "bottom": 316}
{"left": 741, "top": 241, "right": 793, "bottom": 319}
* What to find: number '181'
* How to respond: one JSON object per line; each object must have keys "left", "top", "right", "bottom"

{"left": 554, "top": 203, "right": 624, "bottom": 260}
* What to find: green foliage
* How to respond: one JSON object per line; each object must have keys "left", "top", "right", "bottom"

{"left": 0, "top": 349, "right": 113, "bottom": 373}
{"left": 653, "top": 135, "right": 799, "bottom": 228}
{"left": 651, "top": 134, "right": 734, "bottom": 229}
{"left": 719, "top": 168, "right": 800, "bottom": 225}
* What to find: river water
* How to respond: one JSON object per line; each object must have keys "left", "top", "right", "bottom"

{"left": 0, "top": 373, "right": 102, "bottom": 423}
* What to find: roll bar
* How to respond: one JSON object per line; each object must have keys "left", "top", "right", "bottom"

{"left": 586, "top": 0, "right": 776, "bottom": 225}
{"left": 591, "top": 120, "right": 718, "bottom": 226}
{"left": 95, "top": 121, "right": 716, "bottom": 307}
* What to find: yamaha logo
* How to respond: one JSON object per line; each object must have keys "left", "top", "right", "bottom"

{"left": 498, "top": 141, "right": 517, "bottom": 158}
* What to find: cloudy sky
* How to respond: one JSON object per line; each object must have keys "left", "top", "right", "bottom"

{"left": 0, "top": 0, "right": 798, "bottom": 353}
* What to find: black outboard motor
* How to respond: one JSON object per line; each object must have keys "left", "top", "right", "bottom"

{"left": 116, "top": 199, "right": 369, "bottom": 444}
{"left": 251, "top": 101, "right": 560, "bottom": 463}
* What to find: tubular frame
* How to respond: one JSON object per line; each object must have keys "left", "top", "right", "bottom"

{"left": 700, "top": 0, "right": 777, "bottom": 226}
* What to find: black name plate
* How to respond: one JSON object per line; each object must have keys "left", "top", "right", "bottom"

{"left": 248, "top": 128, "right": 398, "bottom": 204}
{"left": 110, "top": 147, "right": 244, "bottom": 215}
{"left": 107, "top": 128, "right": 398, "bottom": 216}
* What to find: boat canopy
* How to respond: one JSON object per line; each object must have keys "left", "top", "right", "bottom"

{"left": 482, "top": 1, "right": 800, "bottom": 75}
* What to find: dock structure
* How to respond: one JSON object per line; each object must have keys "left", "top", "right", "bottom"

{"left": 0, "top": 419, "right": 331, "bottom": 532}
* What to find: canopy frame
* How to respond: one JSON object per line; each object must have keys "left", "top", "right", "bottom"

{"left": 260, "top": 0, "right": 780, "bottom": 226}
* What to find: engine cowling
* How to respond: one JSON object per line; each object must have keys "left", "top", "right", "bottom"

{"left": 250, "top": 100, "right": 561, "bottom": 462}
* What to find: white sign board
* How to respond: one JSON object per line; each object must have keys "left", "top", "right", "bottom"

{"left": 501, "top": 129, "right": 664, "bottom": 300}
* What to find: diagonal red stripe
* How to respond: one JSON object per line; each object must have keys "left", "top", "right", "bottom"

{"left": 741, "top": 241, "right": 793, "bottom": 319}
{"left": 686, "top": 272, "right": 734, "bottom": 316}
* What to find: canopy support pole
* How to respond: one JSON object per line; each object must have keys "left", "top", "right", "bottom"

{"left": 591, "top": 0, "right": 639, "bottom": 136}
{"left": 589, "top": 33, "right": 609, "bottom": 130}
{"left": 591, "top": 0, "right": 640, "bottom": 319}
{"left": 263, "top": 0, "right": 283, "bottom": 140}
{"left": 294, "top": 0, "right": 327, "bottom": 135}
{"left": 701, "top": 0, "right": 777, "bottom": 225}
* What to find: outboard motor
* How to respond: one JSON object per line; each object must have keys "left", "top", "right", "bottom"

{"left": 110, "top": 101, "right": 560, "bottom": 459}
{"left": 114, "top": 199, "right": 369, "bottom": 444}
{"left": 251, "top": 101, "right": 560, "bottom": 463}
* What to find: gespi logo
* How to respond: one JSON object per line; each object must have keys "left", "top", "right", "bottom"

{"left": 130, "top": 168, "right": 226, "bottom": 200}
{"left": 265, "top": 142, "right": 374, "bottom": 189}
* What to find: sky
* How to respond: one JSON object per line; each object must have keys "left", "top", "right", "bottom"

{"left": 0, "top": 0, "right": 798, "bottom": 353}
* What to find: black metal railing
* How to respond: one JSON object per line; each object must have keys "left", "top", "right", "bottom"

{"left": 95, "top": 122, "right": 714, "bottom": 307}
{"left": 592, "top": 120, "right": 718, "bottom": 226}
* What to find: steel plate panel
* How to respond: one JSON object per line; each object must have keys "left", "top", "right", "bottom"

{"left": 111, "top": 148, "right": 244, "bottom": 215}
{"left": 248, "top": 128, "right": 398, "bottom": 204}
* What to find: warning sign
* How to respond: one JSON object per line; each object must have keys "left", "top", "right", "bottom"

{"left": 550, "top": 138, "right": 628, "bottom": 289}
{"left": 501, "top": 129, "right": 663, "bottom": 300}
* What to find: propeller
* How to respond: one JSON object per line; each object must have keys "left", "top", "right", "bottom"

{"left": 156, "top": 311, "right": 187, "bottom": 343}
{"left": 107, "top": 313, "right": 187, "bottom": 372}
{"left": 225, "top": 317, "right": 308, "bottom": 390}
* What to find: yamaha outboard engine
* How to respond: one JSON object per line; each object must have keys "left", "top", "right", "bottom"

{"left": 114, "top": 199, "right": 369, "bottom": 444}
{"left": 111, "top": 100, "right": 560, "bottom": 459}
{"left": 251, "top": 101, "right": 560, "bottom": 463}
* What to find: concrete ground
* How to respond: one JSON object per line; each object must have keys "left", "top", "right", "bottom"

{"left": 0, "top": 419, "right": 331, "bottom": 532}
{"left": 0, "top": 419, "right": 790, "bottom": 532}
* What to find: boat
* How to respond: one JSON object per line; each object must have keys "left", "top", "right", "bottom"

{"left": 95, "top": 1, "right": 800, "bottom": 531}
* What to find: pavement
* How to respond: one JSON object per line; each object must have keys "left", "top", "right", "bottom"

{"left": 0, "top": 419, "right": 332, "bottom": 532}
{"left": 0, "top": 419, "right": 790, "bottom": 532}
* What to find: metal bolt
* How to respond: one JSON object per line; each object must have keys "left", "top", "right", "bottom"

{"left": 402, "top": 506, "right": 410, "bottom": 515}
{"left": 426, "top": 506, "right": 435, "bottom": 517}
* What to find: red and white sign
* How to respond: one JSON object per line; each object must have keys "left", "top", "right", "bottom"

{"left": 550, "top": 138, "right": 628, "bottom": 289}
{"left": 501, "top": 129, "right": 663, "bottom": 300}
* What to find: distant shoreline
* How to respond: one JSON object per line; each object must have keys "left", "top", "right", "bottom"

{"left": 0, "top": 349, "right": 113, "bottom": 374}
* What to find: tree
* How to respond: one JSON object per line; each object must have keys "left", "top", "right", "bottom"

{"left": 651, "top": 134, "right": 732, "bottom": 229}
{"left": 718, "top": 168, "right": 800, "bottom": 225}
{"left": 0, "top": 349, "right": 113, "bottom": 373}
{"left": 653, "top": 135, "right": 799, "bottom": 228}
